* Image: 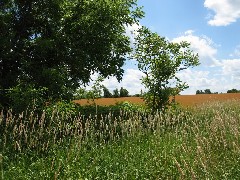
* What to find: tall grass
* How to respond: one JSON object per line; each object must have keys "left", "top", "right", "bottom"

{"left": 1, "top": 100, "right": 240, "bottom": 179}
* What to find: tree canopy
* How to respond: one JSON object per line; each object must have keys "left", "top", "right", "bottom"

{"left": 113, "top": 88, "right": 120, "bottom": 98}
{"left": 227, "top": 89, "right": 240, "bottom": 93}
{"left": 120, "top": 87, "right": 129, "bottom": 97}
{"left": 134, "top": 27, "right": 199, "bottom": 111}
{"left": 103, "top": 86, "right": 112, "bottom": 98}
{"left": 0, "top": 0, "right": 144, "bottom": 108}
{"left": 196, "top": 89, "right": 219, "bottom": 94}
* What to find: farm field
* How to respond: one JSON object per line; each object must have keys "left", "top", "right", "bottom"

{"left": 73, "top": 93, "right": 240, "bottom": 107}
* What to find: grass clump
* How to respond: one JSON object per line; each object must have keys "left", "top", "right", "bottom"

{"left": 1, "top": 100, "right": 240, "bottom": 179}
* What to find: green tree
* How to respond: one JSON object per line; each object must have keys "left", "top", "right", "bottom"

{"left": 103, "top": 86, "right": 112, "bottom": 98}
{"left": 74, "top": 88, "right": 89, "bottom": 99}
{"left": 0, "top": 0, "right": 144, "bottom": 109}
{"left": 227, "top": 89, "right": 239, "bottom": 93}
{"left": 73, "top": 77, "right": 103, "bottom": 104}
{"left": 196, "top": 89, "right": 216, "bottom": 94}
{"left": 113, "top": 88, "right": 120, "bottom": 98}
{"left": 120, "top": 87, "right": 129, "bottom": 97}
{"left": 134, "top": 27, "right": 199, "bottom": 112}
{"left": 196, "top": 90, "right": 204, "bottom": 94}
{"left": 204, "top": 89, "right": 212, "bottom": 94}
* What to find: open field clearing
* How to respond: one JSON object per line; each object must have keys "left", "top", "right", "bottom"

{"left": 73, "top": 93, "right": 240, "bottom": 107}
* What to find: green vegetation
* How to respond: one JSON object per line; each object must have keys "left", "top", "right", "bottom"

{"left": 227, "top": 88, "right": 240, "bottom": 93}
{"left": 120, "top": 87, "right": 129, "bottom": 97}
{"left": 196, "top": 89, "right": 218, "bottom": 94}
{"left": 134, "top": 26, "right": 199, "bottom": 112}
{"left": 0, "top": 0, "right": 144, "bottom": 110}
{"left": 1, "top": 1, "right": 239, "bottom": 179}
{"left": 1, "top": 100, "right": 240, "bottom": 179}
{"left": 196, "top": 88, "right": 240, "bottom": 94}
{"left": 74, "top": 85, "right": 130, "bottom": 100}
{"left": 103, "top": 86, "right": 113, "bottom": 98}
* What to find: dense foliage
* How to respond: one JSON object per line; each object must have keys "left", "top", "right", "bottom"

{"left": 196, "top": 89, "right": 218, "bottom": 94}
{"left": 227, "top": 88, "right": 240, "bottom": 93}
{"left": 119, "top": 87, "right": 129, "bottom": 97}
{"left": 0, "top": 0, "right": 144, "bottom": 109}
{"left": 134, "top": 27, "right": 199, "bottom": 112}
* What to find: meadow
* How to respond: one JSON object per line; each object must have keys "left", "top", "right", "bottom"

{"left": 1, "top": 97, "right": 240, "bottom": 179}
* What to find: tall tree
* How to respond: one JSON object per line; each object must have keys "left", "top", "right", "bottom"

{"left": 0, "top": 0, "right": 144, "bottom": 108}
{"left": 119, "top": 87, "right": 129, "bottom": 97}
{"left": 113, "top": 88, "right": 119, "bottom": 98}
{"left": 134, "top": 27, "right": 199, "bottom": 112}
{"left": 204, "top": 89, "right": 212, "bottom": 94}
{"left": 103, "top": 86, "right": 112, "bottom": 98}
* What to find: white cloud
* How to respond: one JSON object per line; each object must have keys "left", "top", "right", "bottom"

{"left": 172, "top": 30, "right": 220, "bottom": 66}
{"left": 101, "top": 68, "right": 145, "bottom": 95}
{"left": 219, "top": 59, "right": 240, "bottom": 91}
{"left": 178, "top": 58, "right": 240, "bottom": 94}
{"left": 204, "top": 0, "right": 240, "bottom": 26}
{"left": 177, "top": 69, "right": 222, "bottom": 94}
{"left": 125, "top": 23, "right": 141, "bottom": 48}
{"left": 177, "top": 58, "right": 240, "bottom": 94}
{"left": 221, "top": 59, "right": 240, "bottom": 79}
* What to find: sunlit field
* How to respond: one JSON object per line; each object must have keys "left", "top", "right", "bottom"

{"left": 74, "top": 93, "right": 240, "bottom": 107}
{"left": 1, "top": 99, "right": 240, "bottom": 179}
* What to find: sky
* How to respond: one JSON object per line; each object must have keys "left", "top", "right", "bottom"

{"left": 92, "top": 0, "right": 240, "bottom": 95}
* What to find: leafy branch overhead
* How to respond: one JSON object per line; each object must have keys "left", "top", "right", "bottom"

{"left": 134, "top": 27, "right": 199, "bottom": 111}
{"left": 0, "top": 0, "right": 144, "bottom": 110}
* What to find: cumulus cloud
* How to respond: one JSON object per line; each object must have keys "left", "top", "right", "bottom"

{"left": 177, "top": 69, "right": 222, "bottom": 94}
{"left": 86, "top": 68, "right": 145, "bottom": 95}
{"left": 221, "top": 59, "right": 240, "bottom": 79}
{"left": 204, "top": 0, "right": 240, "bottom": 26}
{"left": 101, "top": 68, "right": 145, "bottom": 95}
{"left": 124, "top": 23, "right": 141, "bottom": 48}
{"left": 85, "top": 69, "right": 144, "bottom": 95}
{"left": 178, "top": 69, "right": 233, "bottom": 94}
{"left": 172, "top": 30, "right": 220, "bottom": 66}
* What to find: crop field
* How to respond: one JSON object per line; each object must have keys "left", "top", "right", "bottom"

{"left": 73, "top": 93, "right": 240, "bottom": 107}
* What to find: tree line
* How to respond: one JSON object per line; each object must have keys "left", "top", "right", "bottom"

{"left": 196, "top": 89, "right": 218, "bottom": 94}
{"left": 196, "top": 88, "right": 240, "bottom": 94}
{"left": 227, "top": 89, "right": 240, "bottom": 93}
{"left": 74, "top": 86, "right": 131, "bottom": 100}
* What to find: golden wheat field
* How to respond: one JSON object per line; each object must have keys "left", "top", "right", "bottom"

{"left": 73, "top": 93, "right": 240, "bottom": 107}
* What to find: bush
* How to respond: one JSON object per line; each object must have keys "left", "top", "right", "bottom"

{"left": 45, "top": 101, "right": 79, "bottom": 118}
{"left": 7, "top": 83, "right": 48, "bottom": 114}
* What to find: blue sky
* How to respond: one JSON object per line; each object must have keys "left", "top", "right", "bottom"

{"left": 94, "top": 0, "right": 240, "bottom": 95}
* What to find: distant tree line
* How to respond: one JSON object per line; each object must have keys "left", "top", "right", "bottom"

{"left": 103, "top": 87, "right": 129, "bottom": 98}
{"left": 74, "top": 86, "right": 133, "bottom": 100}
{"left": 196, "top": 89, "right": 218, "bottom": 94}
{"left": 196, "top": 88, "right": 240, "bottom": 94}
{"left": 227, "top": 89, "right": 240, "bottom": 93}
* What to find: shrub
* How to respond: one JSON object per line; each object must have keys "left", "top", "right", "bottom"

{"left": 7, "top": 83, "right": 48, "bottom": 114}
